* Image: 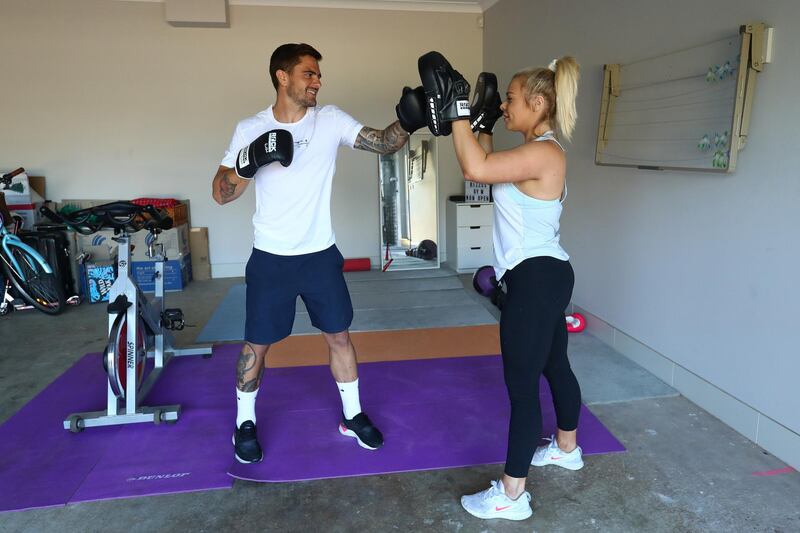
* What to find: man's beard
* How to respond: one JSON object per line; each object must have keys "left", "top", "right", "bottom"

{"left": 290, "top": 85, "right": 316, "bottom": 108}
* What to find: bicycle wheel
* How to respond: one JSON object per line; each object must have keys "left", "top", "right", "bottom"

{"left": 0, "top": 244, "right": 65, "bottom": 315}
{"left": 106, "top": 311, "right": 146, "bottom": 399}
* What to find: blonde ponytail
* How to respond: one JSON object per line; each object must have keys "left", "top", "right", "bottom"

{"left": 514, "top": 56, "right": 580, "bottom": 142}
{"left": 553, "top": 56, "right": 579, "bottom": 142}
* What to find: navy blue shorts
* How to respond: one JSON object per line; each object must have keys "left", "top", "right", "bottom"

{"left": 244, "top": 244, "right": 353, "bottom": 345}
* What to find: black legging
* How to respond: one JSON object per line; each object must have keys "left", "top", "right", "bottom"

{"left": 500, "top": 256, "right": 582, "bottom": 478}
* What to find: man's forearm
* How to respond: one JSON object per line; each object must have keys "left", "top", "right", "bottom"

{"left": 212, "top": 166, "right": 249, "bottom": 205}
{"left": 354, "top": 121, "right": 409, "bottom": 154}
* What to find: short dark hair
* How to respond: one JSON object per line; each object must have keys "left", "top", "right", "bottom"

{"left": 269, "top": 43, "right": 322, "bottom": 89}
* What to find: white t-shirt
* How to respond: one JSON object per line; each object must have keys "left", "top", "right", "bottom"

{"left": 221, "top": 105, "right": 363, "bottom": 255}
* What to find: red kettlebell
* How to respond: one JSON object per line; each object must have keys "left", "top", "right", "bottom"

{"left": 565, "top": 313, "right": 586, "bottom": 333}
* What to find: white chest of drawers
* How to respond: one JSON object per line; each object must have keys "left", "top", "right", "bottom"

{"left": 445, "top": 200, "right": 494, "bottom": 273}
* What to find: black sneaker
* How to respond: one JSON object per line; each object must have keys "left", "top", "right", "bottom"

{"left": 233, "top": 420, "right": 263, "bottom": 463}
{"left": 339, "top": 412, "right": 384, "bottom": 450}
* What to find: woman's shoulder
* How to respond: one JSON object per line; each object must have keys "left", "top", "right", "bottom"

{"left": 519, "top": 137, "right": 566, "bottom": 165}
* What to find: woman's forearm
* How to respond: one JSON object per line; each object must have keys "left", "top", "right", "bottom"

{"left": 452, "top": 120, "right": 488, "bottom": 182}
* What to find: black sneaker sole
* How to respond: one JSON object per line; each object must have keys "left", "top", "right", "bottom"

{"left": 232, "top": 434, "right": 264, "bottom": 463}
{"left": 338, "top": 423, "right": 382, "bottom": 450}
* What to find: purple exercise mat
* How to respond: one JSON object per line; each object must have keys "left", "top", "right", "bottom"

{"left": 229, "top": 355, "right": 625, "bottom": 482}
{"left": 0, "top": 345, "right": 235, "bottom": 513}
{"left": 0, "top": 346, "right": 624, "bottom": 513}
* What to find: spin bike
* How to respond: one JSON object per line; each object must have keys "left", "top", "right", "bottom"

{"left": 41, "top": 201, "right": 213, "bottom": 432}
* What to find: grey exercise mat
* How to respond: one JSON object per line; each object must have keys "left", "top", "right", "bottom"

{"left": 291, "top": 302, "right": 496, "bottom": 335}
{"left": 196, "top": 271, "right": 496, "bottom": 342}
{"left": 299, "top": 287, "right": 477, "bottom": 312}
{"left": 345, "top": 276, "right": 464, "bottom": 294}
{"left": 343, "top": 268, "right": 456, "bottom": 281}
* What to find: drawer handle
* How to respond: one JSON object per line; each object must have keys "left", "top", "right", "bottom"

{"left": 470, "top": 246, "right": 481, "bottom": 250}
{"left": 469, "top": 205, "right": 481, "bottom": 208}
{"left": 469, "top": 226, "right": 481, "bottom": 229}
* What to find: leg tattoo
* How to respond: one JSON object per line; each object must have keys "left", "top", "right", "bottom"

{"left": 236, "top": 343, "right": 263, "bottom": 392}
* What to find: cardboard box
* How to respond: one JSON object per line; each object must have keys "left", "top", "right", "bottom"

{"left": 28, "top": 176, "right": 46, "bottom": 199}
{"left": 134, "top": 200, "right": 189, "bottom": 227}
{"left": 2, "top": 171, "right": 44, "bottom": 230}
{"left": 1, "top": 170, "right": 34, "bottom": 203}
{"left": 76, "top": 229, "right": 119, "bottom": 262}
{"left": 164, "top": 201, "right": 190, "bottom": 227}
{"left": 131, "top": 254, "right": 192, "bottom": 292}
{"left": 83, "top": 262, "right": 116, "bottom": 303}
{"left": 7, "top": 203, "right": 43, "bottom": 231}
{"left": 465, "top": 180, "right": 491, "bottom": 203}
{"left": 80, "top": 255, "right": 191, "bottom": 299}
{"left": 189, "top": 227, "right": 211, "bottom": 280}
{"left": 129, "top": 223, "right": 190, "bottom": 262}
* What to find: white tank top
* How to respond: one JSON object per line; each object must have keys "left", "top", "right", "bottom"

{"left": 492, "top": 131, "right": 569, "bottom": 280}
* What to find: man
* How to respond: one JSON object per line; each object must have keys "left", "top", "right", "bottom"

{"left": 212, "top": 43, "right": 412, "bottom": 463}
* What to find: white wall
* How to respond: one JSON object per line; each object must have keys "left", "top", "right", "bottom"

{"left": 485, "top": 0, "right": 800, "bottom": 464}
{"left": 0, "top": 0, "right": 482, "bottom": 275}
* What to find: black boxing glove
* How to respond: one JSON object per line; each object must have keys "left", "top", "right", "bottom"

{"left": 396, "top": 86, "right": 427, "bottom": 134}
{"left": 235, "top": 129, "right": 293, "bottom": 179}
{"left": 470, "top": 72, "right": 503, "bottom": 134}
{"left": 418, "top": 51, "right": 471, "bottom": 136}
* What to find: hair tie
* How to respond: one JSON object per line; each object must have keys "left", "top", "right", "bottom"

{"left": 548, "top": 59, "right": 558, "bottom": 72}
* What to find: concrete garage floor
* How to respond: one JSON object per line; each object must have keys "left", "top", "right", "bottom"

{"left": 1, "top": 275, "right": 798, "bottom": 533}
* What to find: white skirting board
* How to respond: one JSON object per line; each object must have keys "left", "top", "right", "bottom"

{"left": 571, "top": 303, "right": 800, "bottom": 471}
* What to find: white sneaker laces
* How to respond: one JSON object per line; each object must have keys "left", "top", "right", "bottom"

{"left": 484, "top": 480, "right": 505, "bottom": 500}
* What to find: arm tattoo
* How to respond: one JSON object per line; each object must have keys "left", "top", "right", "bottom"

{"left": 354, "top": 121, "right": 409, "bottom": 154}
{"left": 236, "top": 343, "right": 263, "bottom": 392}
{"left": 219, "top": 172, "right": 239, "bottom": 203}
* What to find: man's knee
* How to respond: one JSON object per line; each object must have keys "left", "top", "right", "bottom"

{"left": 324, "top": 330, "right": 352, "bottom": 351}
{"left": 242, "top": 342, "right": 270, "bottom": 357}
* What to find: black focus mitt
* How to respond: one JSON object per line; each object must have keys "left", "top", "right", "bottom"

{"left": 418, "top": 51, "right": 471, "bottom": 136}
{"left": 470, "top": 72, "right": 502, "bottom": 134}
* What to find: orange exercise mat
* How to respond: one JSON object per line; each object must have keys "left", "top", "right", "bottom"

{"left": 258, "top": 325, "right": 500, "bottom": 368}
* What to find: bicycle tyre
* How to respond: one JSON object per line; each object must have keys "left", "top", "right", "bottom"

{"left": 0, "top": 244, "right": 66, "bottom": 315}
{"left": 106, "top": 311, "right": 146, "bottom": 399}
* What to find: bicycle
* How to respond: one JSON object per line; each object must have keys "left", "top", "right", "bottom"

{"left": 1, "top": 167, "right": 65, "bottom": 315}
{"left": 40, "top": 200, "right": 212, "bottom": 431}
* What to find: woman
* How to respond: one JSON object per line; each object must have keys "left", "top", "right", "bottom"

{"left": 452, "top": 57, "right": 583, "bottom": 521}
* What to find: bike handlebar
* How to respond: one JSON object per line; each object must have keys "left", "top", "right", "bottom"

{"left": 1, "top": 167, "right": 25, "bottom": 187}
{"left": 39, "top": 201, "right": 173, "bottom": 235}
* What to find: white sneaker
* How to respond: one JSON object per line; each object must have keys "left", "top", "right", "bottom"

{"left": 531, "top": 435, "right": 584, "bottom": 470}
{"left": 460, "top": 479, "right": 533, "bottom": 521}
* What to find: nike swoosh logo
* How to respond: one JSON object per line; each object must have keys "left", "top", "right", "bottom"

{"left": 495, "top": 505, "right": 511, "bottom": 511}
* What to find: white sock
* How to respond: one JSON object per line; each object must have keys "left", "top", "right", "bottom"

{"left": 236, "top": 388, "right": 258, "bottom": 428}
{"left": 337, "top": 379, "right": 362, "bottom": 420}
